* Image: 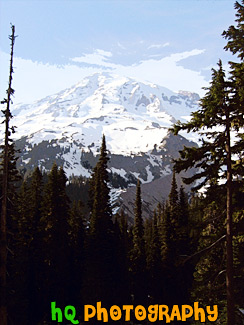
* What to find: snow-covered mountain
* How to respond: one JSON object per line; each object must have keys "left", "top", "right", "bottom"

{"left": 4, "top": 72, "right": 199, "bottom": 216}
{"left": 10, "top": 73, "right": 198, "bottom": 171}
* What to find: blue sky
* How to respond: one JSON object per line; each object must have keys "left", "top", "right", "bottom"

{"left": 0, "top": 0, "right": 238, "bottom": 104}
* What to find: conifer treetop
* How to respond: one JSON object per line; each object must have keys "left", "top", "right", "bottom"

{"left": 223, "top": 1, "right": 244, "bottom": 59}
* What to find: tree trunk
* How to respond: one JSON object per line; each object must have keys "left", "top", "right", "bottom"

{"left": 0, "top": 25, "right": 16, "bottom": 325}
{"left": 225, "top": 105, "right": 235, "bottom": 325}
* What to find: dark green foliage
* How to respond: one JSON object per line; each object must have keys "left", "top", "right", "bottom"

{"left": 223, "top": 1, "right": 244, "bottom": 179}
{"left": 66, "top": 175, "right": 90, "bottom": 217}
{"left": 132, "top": 180, "right": 144, "bottom": 256}
{"left": 109, "top": 171, "right": 128, "bottom": 189}
{"left": 86, "top": 135, "right": 117, "bottom": 307}
{"left": 161, "top": 172, "right": 179, "bottom": 266}
{"left": 191, "top": 198, "right": 227, "bottom": 319}
{"left": 7, "top": 168, "right": 44, "bottom": 324}
{"left": 0, "top": 142, "right": 21, "bottom": 223}
{"left": 178, "top": 186, "right": 190, "bottom": 258}
{"left": 223, "top": 0, "right": 244, "bottom": 108}
{"left": 171, "top": 56, "right": 244, "bottom": 323}
{"left": 0, "top": 142, "right": 22, "bottom": 323}
{"left": 3, "top": 134, "right": 244, "bottom": 325}
{"left": 160, "top": 202, "right": 172, "bottom": 266}
{"left": 171, "top": 11, "right": 244, "bottom": 318}
{"left": 188, "top": 194, "right": 205, "bottom": 245}
{"left": 145, "top": 211, "right": 162, "bottom": 303}
{"left": 89, "top": 135, "right": 112, "bottom": 235}
{"left": 223, "top": 1, "right": 244, "bottom": 60}
{"left": 40, "top": 164, "right": 71, "bottom": 313}
{"left": 169, "top": 170, "right": 178, "bottom": 207}
{"left": 68, "top": 200, "right": 85, "bottom": 306}
{"left": 26, "top": 167, "right": 44, "bottom": 323}
{"left": 168, "top": 171, "right": 179, "bottom": 253}
{"left": 69, "top": 200, "right": 85, "bottom": 256}
{"left": 159, "top": 175, "right": 194, "bottom": 307}
{"left": 172, "top": 61, "right": 234, "bottom": 190}
{"left": 113, "top": 211, "right": 131, "bottom": 304}
{"left": 130, "top": 180, "right": 147, "bottom": 305}
{"left": 7, "top": 181, "right": 30, "bottom": 324}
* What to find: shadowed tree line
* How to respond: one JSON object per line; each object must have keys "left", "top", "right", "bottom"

{"left": 0, "top": 135, "right": 243, "bottom": 324}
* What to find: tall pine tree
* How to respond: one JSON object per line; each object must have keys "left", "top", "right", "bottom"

{"left": 27, "top": 167, "right": 44, "bottom": 324}
{"left": 86, "top": 135, "right": 116, "bottom": 307}
{"left": 40, "top": 164, "right": 71, "bottom": 315}
{"left": 172, "top": 60, "right": 242, "bottom": 323}
{"left": 131, "top": 179, "right": 147, "bottom": 305}
{"left": 0, "top": 25, "right": 17, "bottom": 325}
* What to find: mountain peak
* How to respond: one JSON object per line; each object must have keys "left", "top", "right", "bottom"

{"left": 5, "top": 73, "right": 199, "bottom": 178}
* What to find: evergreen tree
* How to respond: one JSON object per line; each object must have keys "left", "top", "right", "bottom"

{"left": 146, "top": 210, "right": 162, "bottom": 303}
{"left": 160, "top": 174, "right": 194, "bottom": 306}
{"left": 191, "top": 196, "right": 227, "bottom": 322}
{"left": 86, "top": 135, "right": 116, "bottom": 307}
{"left": 89, "top": 135, "right": 112, "bottom": 235}
{"left": 168, "top": 171, "right": 179, "bottom": 254}
{"left": 160, "top": 202, "right": 176, "bottom": 305}
{"left": 156, "top": 202, "right": 163, "bottom": 223}
{"left": 41, "top": 164, "right": 71, "bottom": 315}
{"left": 7, "top": 180, "right": 30, "bottom": 324}
{"left": 172, "top": 60, "right": 242, "bottom": 323}
{"left": 144, "top": 216, "right": 153, "bottom": 269}
{"left": 68, "top": 200, "right": 85, "bottom": 307}
{"left": 160, "top": 174, "right": 182, "bottom": 306}
{"left": 178, "top": 186, "right": 190, "bottom": 258}
{"left": 223, "top": 1, "right": 244, "bottom": 121}
{"left": 27, "top": 167, "right": 44, "bottom": 324}
{"left": 133, "top": 180, "right": 144, "bottom": 257}
{"left": 29, "top": 167, "right": 43, "bottom": 225}
{"left": 5, "top": 169, "right": 43, "bottom": 324}
{"left": 160, "top": 202, "right": 172, "bottom": 266}
{"left": 130, "top": 180, "right": 147, "bottom": 305}
{"left": 223, "top": 8, "right": 244, "bottom": 321}
{"left": 188, "top": 194, "right": 205, "bottom": 245}
{"left": 169, "top": 171, "right": 178, "bottom": 208}
{"left": 113, "top": 211, "right": 130, "bottom": 305}
{"left": 177, "top": 186, "right": 195, "bottom": 305}
{"left": 0, "top": 25, "right": 17, "bottom": 325}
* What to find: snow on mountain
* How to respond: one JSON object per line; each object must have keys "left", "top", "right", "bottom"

{"left": 0, "top": 72, "right": 202, "bottom": 216}
{"left": 6, "top": 72, "right": 200, "bottom": 179}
